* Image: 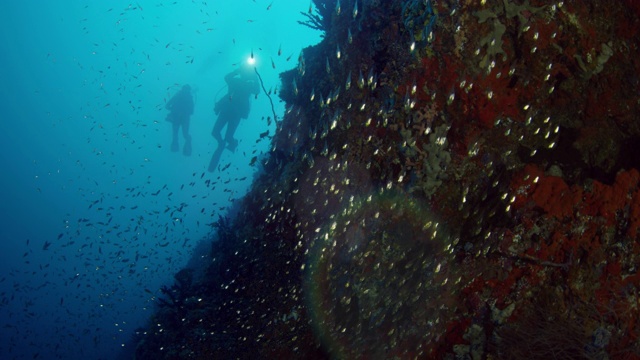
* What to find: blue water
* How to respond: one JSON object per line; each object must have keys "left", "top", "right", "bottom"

{"left": 0, "top": 1, "right": 320, "bottom": 359}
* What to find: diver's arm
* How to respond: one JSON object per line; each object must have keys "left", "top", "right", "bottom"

{"left": 165, "top": 96, "right": 174, "bottom": 110}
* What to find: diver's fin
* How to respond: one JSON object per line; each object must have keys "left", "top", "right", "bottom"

{"left": 208, "top": 144, "right": 225, "bottom": 172}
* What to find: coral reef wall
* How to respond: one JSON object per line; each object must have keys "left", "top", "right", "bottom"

{"left": 136, "top": 0, "right": 640, "bottom": 358}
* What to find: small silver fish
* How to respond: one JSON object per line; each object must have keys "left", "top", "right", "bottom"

{"left": 345, "top": 70, "right": 352, "bottom": 90}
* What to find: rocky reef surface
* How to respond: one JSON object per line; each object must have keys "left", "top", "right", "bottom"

{"left": 135, "top": 1, "right": 640, "bottom": 358}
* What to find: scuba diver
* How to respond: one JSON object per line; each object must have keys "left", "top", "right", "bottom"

{"left": 165, "top": 84, "right": 194, "bottom": 156}
{"left": 209, "top": 64, "right": 260, "bottom": 172}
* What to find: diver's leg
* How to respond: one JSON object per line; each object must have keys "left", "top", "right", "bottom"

{"left": 171, "top": 122, "right": 180, "bottom": 152}
{"left": 182, "top": 119, "right": 191, "bottom": 139}
{"left": 211, "top": 116, "right": 225, "bottom": 145}
{"left": 182, "top": 119, "right": 192, "bottom": 156}
{"left": 225, "top": 117, "right": 240, "bottom": 152}
{"left": 209, "top": 116, "right": 229, "bottom": 171}
{"left": 208, "top": 142, "right": 225, "bottom": 172}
